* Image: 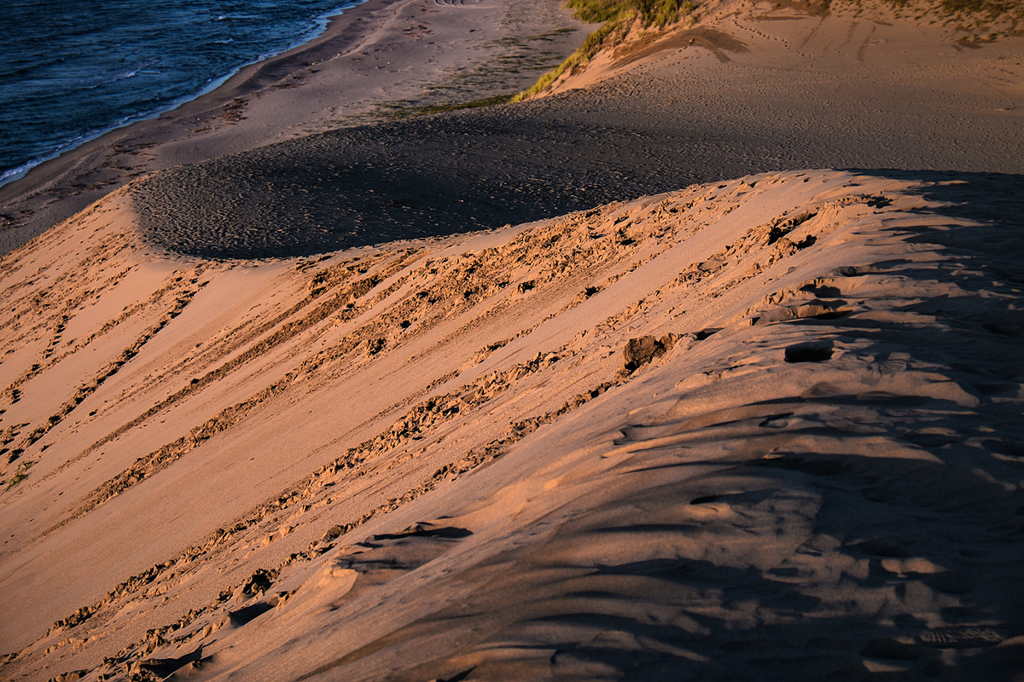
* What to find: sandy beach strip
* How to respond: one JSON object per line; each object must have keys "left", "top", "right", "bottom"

{"left": 0, "top": 0, "right": 590, "bottom": 254}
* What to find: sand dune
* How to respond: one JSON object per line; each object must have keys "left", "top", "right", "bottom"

{"left": 3, "top": 167, "right": 1024, "bottom": 680}
{"left": 2, "top": 0, "right": 1024, "bottom": 680}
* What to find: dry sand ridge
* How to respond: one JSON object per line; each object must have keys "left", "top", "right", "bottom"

{"left": 1, "top": 168, "right": 1024, "bottom": 680}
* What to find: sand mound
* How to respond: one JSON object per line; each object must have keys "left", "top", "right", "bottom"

{"left": 2, "top": 169, "right": 1024, "bottom": 680}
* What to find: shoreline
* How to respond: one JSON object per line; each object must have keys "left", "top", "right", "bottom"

{"left": 0, "top": 0, "right": 405, "bottom": 253}
{"left": 0, "top": 0, "right": 372, "bottom": 191}
{"left": 0, "top": 0, "right": 590, "bottom": 255}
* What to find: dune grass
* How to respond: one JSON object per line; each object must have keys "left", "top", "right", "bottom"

{"left": 512, "top": 0, "right": 697, "bottom": 101}
{"left": 381, "top": 93, "right": 520, "bottom": 119}
{"left": 905, "top": 0, "right": 1022, "bottom": 16}
{"left": 567, "top": 0, "right": 695, "bottom": 26}
{"left": 513, "top": 0, "right": 1023, "bottom": 101}
{"left": 5, "top": 460, "right": 33, "bottom": 490}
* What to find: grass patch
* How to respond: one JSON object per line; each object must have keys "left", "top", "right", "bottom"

{"left": 513, "top": 0, "right": 699, "bottom": 101}
{"left": 566, "top": 0, "right": 694, "bottom": 25}
{"left": 380, "top": 93, "right": 520, "bottom": 119}
{"left": 569, "top": 0, "right": 699, "bottom": 27}
{"left": 381, "top": 93, "right": 521, "bottom": 119}
{"left": 513, "top": 20, "right": 624, "bottom": 100}
{"left": 884, "top": 0, "right": 1024, "bottom": 33}
{"left": 939, "top": 0, "right": 1024, "bottom": 25}
{"left": 889, "top": 0, "right": 1021, "bottom": 16}
{"left": 5, "top": 460, "right": 34, "bottom": 491}
{"left": 364, "top": 27, "right": 582, "bottom": 120}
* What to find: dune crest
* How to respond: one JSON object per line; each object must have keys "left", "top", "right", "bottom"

{"left": 2, "top": 169, "right": 1023, "bottom": 680}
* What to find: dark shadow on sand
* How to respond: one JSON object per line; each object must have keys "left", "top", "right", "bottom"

{"left": 129, "top": 104, "right": 765, "bottom": 259}
{"left": 130, "top": 112, "right": 662, "bottom": 259}
{"left": 131, "top": 105, "right": 1024, "bottom": 263}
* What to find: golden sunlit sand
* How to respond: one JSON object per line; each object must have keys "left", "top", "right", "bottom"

{"left": 1, "top": 1, "right": 1023, "bottom": 680}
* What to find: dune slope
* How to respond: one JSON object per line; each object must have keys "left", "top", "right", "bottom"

{"left": 2, "top": 168, "right": 1023, "bottom": 680}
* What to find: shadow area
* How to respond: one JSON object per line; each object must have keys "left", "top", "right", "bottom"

{"left": 131, "top": 126, "right": 1024, "bottom": 259}
{"left": 130, "top": 78, "right": 1024, "bottom": 260}
{"left": 310, "top": 447, "right": 1024, "bottom": 681}
{"left": 851, "top": 168, "right": 1024, "bottom": 240}
{"left": 835, "top": 169, "right": 1024, "bottom": 381}
{"left": 130, "top": 111, "right": 688, "bottom": 260}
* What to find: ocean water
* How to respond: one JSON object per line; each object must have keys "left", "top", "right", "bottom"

{"left": 0, "top": 0, "right": 356, "bottom": 186}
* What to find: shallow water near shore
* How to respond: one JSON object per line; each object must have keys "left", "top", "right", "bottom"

{"left": 0, "top": 0, "right": 357, "bottom": 185}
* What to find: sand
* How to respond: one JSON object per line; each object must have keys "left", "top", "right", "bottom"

{"left": 1, "top": 1, "right": 1024, "bottom": 680}
{"left": 123, "top": 0, "right": 1024, "bottom": 259}
{"left": 0, "top": 0, "right": 589, "bottom": 254}
{"left": 4, "top": 167, "right": 1024, "bottom": 681}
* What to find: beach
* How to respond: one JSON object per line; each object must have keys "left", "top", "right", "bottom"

{"left": 0, "top": 0, "right": 589, "bottom": 254}
{"left": 2, "top": 0, "right": 1024, "bottom": 680}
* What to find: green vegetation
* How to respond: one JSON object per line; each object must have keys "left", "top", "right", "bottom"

{"left": 512, "top": 21, "right": 621, "bottom": 100}
{"left": 892, "top": 0, "right": 1020, "bottom": 16}
{"left": 883, "top": 0, "right": 1024, "bottom": 37}
{"left": 567, "top": 0, "right": 695, "bottom": 26}
{"left": 381, "top": 94, "right": 520, "bottom": 120}
{"left": 5, "top": 460, "right": 34, "bottom": 491}
{"left": 513, "top": 0, "right": 698, "bottom": 101}
{"left": 362, "top": 28, "right": 578, "bottom": 121}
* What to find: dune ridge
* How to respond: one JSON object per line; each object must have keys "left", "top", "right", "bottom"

{"left": 2, "top": 168, "right": 1024, "bottom": 680}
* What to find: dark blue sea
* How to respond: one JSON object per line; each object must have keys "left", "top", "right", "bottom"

{"left": 0, "top": 0, "right": 357, "bottom": 186}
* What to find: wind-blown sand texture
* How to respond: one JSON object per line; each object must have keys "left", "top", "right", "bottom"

{"left": 1, "top": 0, "right": 1024, "bottom": 680}
{"left": 4, "top": 169, "right": 1024, "bottom": 680}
